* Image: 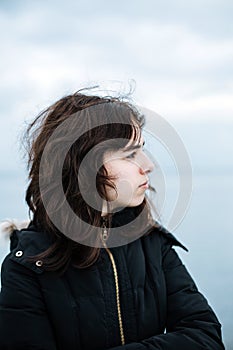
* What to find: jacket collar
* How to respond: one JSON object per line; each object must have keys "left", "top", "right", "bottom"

{"left": 9, "top": 223, "right": 53, "bottom": 274}
{"left": 5, "top": 208, "right": 188, "bottom": 275}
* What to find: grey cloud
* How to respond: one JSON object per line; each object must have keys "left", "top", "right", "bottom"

{"left": 0, "top": 0, "right": 232, "bottom": 121}
{"left": 1, "top": 0, "right": 232, "bottom": 40}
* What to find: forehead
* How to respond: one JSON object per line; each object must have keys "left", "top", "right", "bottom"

{"left": 103, "top": 136, "right": 144, "bottom": 162}
{"left": 123, "top": 135, "right": 144, "bottom": 151}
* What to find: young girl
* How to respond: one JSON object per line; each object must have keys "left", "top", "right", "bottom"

{"left": 0, "top": 91, "right": 224, "bottom": 349}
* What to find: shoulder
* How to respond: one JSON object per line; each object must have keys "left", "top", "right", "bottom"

{"left": 1, "top": 221, "right": 53, "bottom": 274}
{"left": 140, "top": 223, "right": 188, "bottom": 257}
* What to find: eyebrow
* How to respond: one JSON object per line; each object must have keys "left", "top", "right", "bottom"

{"left": 123, "top": 140, "right": 145, "bottom": 152}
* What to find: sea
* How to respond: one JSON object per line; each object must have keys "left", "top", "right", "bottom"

{"left": 0, "top": 121, "right": 232, "bottom": 349}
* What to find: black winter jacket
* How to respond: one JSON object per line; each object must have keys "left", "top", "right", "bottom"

{"left": 0, "top": 213, "right": 224, "bottom": 350}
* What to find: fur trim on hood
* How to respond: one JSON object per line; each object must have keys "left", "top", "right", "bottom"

{"left": 0, "top": 219, "right": 30, "bottom": 239}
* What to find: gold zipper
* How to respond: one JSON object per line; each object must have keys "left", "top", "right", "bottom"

{"left": 101, "top": 223, "right": 125, "bottom": 346}
{"left": 105, "top": 246, "right": 125, "bottom": 345}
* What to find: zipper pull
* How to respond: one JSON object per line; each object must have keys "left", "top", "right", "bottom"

{"left": 101, "top": 217, "right": 109, "bottom": 243}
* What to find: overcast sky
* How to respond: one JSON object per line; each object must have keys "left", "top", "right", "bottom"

{"left": 0, "top": 0, "right": 232, "bottom": 167}
{"left": 1, "top": 0, "right": 233, "bottom": 116}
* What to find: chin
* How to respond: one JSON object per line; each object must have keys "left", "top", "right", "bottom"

{"left": 128, "top": 196, "right": 145, "bottom": 207}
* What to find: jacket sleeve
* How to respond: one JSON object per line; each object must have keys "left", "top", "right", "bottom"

{"left": 109, "top": 239, "right": 225, "bottom": 350}
{"left": 0, "top": 254, "right": 57, "bottom": 350}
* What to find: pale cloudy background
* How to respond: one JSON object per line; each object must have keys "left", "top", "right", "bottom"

{"left": 0, "top": 0, "right": 232, "bottom": 348}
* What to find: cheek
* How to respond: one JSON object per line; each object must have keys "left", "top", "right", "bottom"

{"left": 103, "top": 163, "right": 119, "bottom": 196}
{"left": 104, "top": 159, "right": 125, "bottom": 178}
{"left": 104, "top": 164, "right": 127, "bottom": 196}
{"left": 104, "top": 159, "right": 139, "bottom": 185}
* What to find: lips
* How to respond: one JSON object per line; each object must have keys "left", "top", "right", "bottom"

{"left": 139, "top": 181, "right": 149, "bottom": 188}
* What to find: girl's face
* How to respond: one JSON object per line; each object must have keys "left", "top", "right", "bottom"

{"left": 102, "top": 137, "right": 154, "bottom": 214}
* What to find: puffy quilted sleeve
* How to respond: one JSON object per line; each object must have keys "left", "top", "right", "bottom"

{"left": 109, "top": 234, "right": 225, "bottom": 350}
{"left": 0, "top": 253, "right": 57, "bottom": 350}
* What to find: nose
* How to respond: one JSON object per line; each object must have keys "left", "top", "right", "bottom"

{"left": 139, "top": 152, "right": 154, "bottom": 175}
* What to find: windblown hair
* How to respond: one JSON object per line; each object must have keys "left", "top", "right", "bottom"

{"left": 25, "top": 90, "right": 155, "bottom": 273}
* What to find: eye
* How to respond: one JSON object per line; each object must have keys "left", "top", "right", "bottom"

{"left": 126, "top": 151, "right": 137, "bottom": 159}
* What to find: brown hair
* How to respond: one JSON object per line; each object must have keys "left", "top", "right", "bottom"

{"left": 25, "top": 90, "right": 155, "bottom": 273}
